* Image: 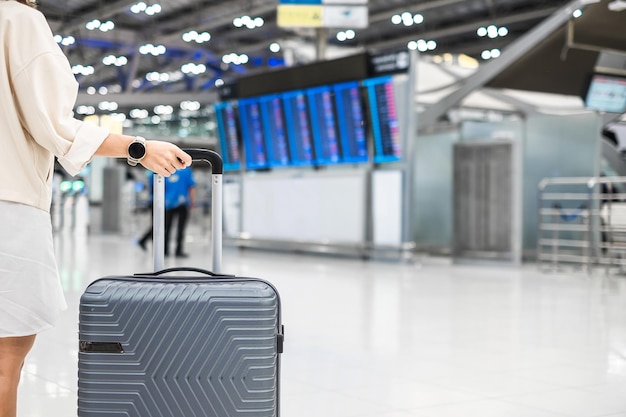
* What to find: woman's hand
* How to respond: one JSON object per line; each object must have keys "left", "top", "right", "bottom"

{"left": 140, "top": 141, "right": 192, "bottom": 177}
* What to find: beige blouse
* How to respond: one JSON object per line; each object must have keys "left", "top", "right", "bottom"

{"left": 0, "top": 1, "right": 109, "bottom": 212}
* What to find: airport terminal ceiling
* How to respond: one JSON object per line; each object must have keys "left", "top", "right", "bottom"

{"left": 38, "top": 0, "right": 581, "bottom": 104}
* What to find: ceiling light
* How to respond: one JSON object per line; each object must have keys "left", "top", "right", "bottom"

{"left": 215, "top": 79, "right": 225, "bottom": 87}
{"left": 98, "top": 101, "right": 118, "bottom": 111}
{"left": 130, "top": 2, "right": 147, "bottom": 13}
{"left": 336, "top": 32, "right": 347, "bottom": 42}
{"left": 86, "top": 19, "right": 115, "bottom": 32}
{"left": 181, "top": 63, "right": 207, "bottom": 75}
{"left": 145, "top": 4, "right": 162, "bottom": 15}
{"left": 481, "top": 50, "right": 492, "bottom": 60}
{"left": 181, "top": 101, "right": 201, "bottom": 111}
{"left": 490, "top": 48, "right": 501, "bottom": 58}
{"left": 103, "top": 55, "right": 128, "bottom": 66}
{"left": 130, "top": 2, "right": 160, "bottom": 15}
{"left": 572, "top": 9, "right": 583, "bottom": 18}
{"left": 154, "top": 105, "right": 173, "bottom": 115}
{"left": 54, "top": 35, "right": 76, "bottom": 46}
{"left": 221, "top": 53, "right": 248, "bottom": 66}
{"left": 345, "top": 30, "right": 355, "bottom": 39}
{"left": 479, "top": 25, "right": 508, "bottom": 38}
{"left": 86, "top": 86, "right": 96, "bottom": 95}
{"left": 130, "top": 109, "right": 149, "bottom": 119}
{"left": 182, "top": 30, "right": 211, "bottom": 43}
{"left": 234, "top": 15, "right": 265, "bottom": 29}
{"left": 609, "top": 0, "right": 626, "bottom": 11}
{"left": 71, "top": 64, "right": 94, "bottom": 76}
{"left": 85, "top": 19, "right": 100, "bottom": 30}
{"left": 395, "top": 12, "right": 426, "bottom": 27}
{"left": 269, "top": 42, "right": 281, "bottom": 53}
{"left": 198, "top": 32, "right": 211, "bottom": 42}
{"left": 139, "top": 44, "right": 167, "bottom": 56}
{"left": 60, "top": 36, "right": 75, "bottom": 46}
{"left": 110, "top": 113, "right": 126, "bottom": 122}
{"left": 76, "top": 105, "right": 95, "bottom": 115}
{"left": 407, "top": 40, "right": 418, "bottom": 50}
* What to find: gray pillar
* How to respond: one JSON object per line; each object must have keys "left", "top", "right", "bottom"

{"left": 315, "top": 28, "right": 328, "bottom": 61}
{"left": 101, "top": 165, "right": 125, "bottom": 233}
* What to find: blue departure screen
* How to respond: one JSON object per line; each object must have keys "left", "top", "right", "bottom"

{"left": 585, "top": 74, "right": 626, "bottom": 113}
{"left": 238, "top": 98, "right": 269, "bottom": 170}
{"left": 306, "top": 86, "right": 341, "bottom": 165}
{"left": 333, "top": 81, "right": 368, "bottom": 163}
{"left": 214, "top": 102, "right": 241, "bottom": 171}
{"left": 364, "top": 76, "right": 402, "bottom": 163}
{"left": 282, "top": 91, "right": 315, "bottom": 166}
{"left": 259, "top": 95, "right": 290, "bottom": 167}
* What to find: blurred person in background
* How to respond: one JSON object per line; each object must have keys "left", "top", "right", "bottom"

{"left": 139, "top": 167, "right": 196, "bottom": 258}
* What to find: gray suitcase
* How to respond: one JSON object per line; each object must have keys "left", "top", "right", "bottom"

{"left": 78, "top": 149, "right": 283, "bottom": 417}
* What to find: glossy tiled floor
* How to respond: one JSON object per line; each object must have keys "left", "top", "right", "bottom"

{"left": 17, "top": 229, "right": 626, "bottom": 417}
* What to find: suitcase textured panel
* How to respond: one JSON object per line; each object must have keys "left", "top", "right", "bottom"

{"left": 78, "top": 277, "right": 282, "bottom": 417}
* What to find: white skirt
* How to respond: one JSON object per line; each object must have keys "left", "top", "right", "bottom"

{"left": 0, "top": 200, "right": 67, "bottom": 337}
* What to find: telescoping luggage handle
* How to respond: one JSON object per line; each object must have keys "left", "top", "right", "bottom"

{"left": 153, "top": 149, "right": 223, "bottom": 273}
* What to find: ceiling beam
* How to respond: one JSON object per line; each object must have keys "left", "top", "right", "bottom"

{"left": 418, "top": 0, "right": 601, "bottom": 129}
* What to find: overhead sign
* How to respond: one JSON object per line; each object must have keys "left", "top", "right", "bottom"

{"left": 322, "top": 0, "right": 367, "bottom": 3}
{"left": 323, "top": 5, "right": 368, "bottom": 28}
{"left": 279, "top": 0, "right": 366, "bottom": 3}
{"left": 368, "top": 50, "right": 411, "bottom": 76}
{"left": 278, "top": 0, "right": 368, "bottom": 28}
{"left": 277, "top": 5, "right": 324, "bottom": 27}
{"left": 278, "top": 0, "right": 322, "bottom": 3}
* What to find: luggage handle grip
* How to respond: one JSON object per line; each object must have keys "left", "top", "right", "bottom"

{"left": 184, "top": 149, "right": 223, "bottom": 174}
{"left": 136, "top": 267, "right": 235, "bottom": 278}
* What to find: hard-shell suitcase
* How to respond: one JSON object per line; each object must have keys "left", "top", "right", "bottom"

{"left": 78, "top": 149, "right": 283, "bottom": 417}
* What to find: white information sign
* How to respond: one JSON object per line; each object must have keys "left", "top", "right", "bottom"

{"left": 323, "top": 5, "right": 368, "bottom": 28}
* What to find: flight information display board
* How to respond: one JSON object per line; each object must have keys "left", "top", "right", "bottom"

{"left": 214, "top": 102, "right": 241, "bottom": 171}
{"left": 333, "top": 81, "right": 368, "bottom": 163}
{"left": 585, "top": 74, "right": 626, "bottom": 113}
{"left": 238, "top": 98, "right": 269, "bottom": 170}
{"left": 306, "top": 85, "right": 342, "bottom": 165}
{"left": 259, "top": 94, "right": 290, "bottom": 167}
{"left": 363, "top": 76, "right": 402, "bottom": 163}
{"left": 282, "top": 90, "right": 316, "bottom": 166}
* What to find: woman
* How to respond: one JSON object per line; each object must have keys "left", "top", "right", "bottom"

{"left": 0, "top": 1, "right": 192, "bottom": 416}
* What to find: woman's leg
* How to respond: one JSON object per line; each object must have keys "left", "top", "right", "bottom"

{"left": 0, "top": 335, "right": 36, "bottom": 417}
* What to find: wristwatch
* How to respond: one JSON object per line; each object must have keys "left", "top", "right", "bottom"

{"left": 127, "top": 136, "right": 147, "bottom": 166}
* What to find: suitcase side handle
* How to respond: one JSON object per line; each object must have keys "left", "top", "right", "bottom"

{"left": 137, "top": 267, "right": 235, "bottom": 278}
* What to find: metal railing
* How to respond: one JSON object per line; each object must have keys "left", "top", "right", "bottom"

{"left": 537, "top": 176, "right": 626, "bottom": 272}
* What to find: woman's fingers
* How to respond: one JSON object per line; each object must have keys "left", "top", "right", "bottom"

{"left": 141, "top": 141, "right": 191, "bottom": 176}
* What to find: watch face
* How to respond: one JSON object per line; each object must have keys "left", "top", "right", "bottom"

{"left": 129, "top": 141, "right": 146, "bottom": 159}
